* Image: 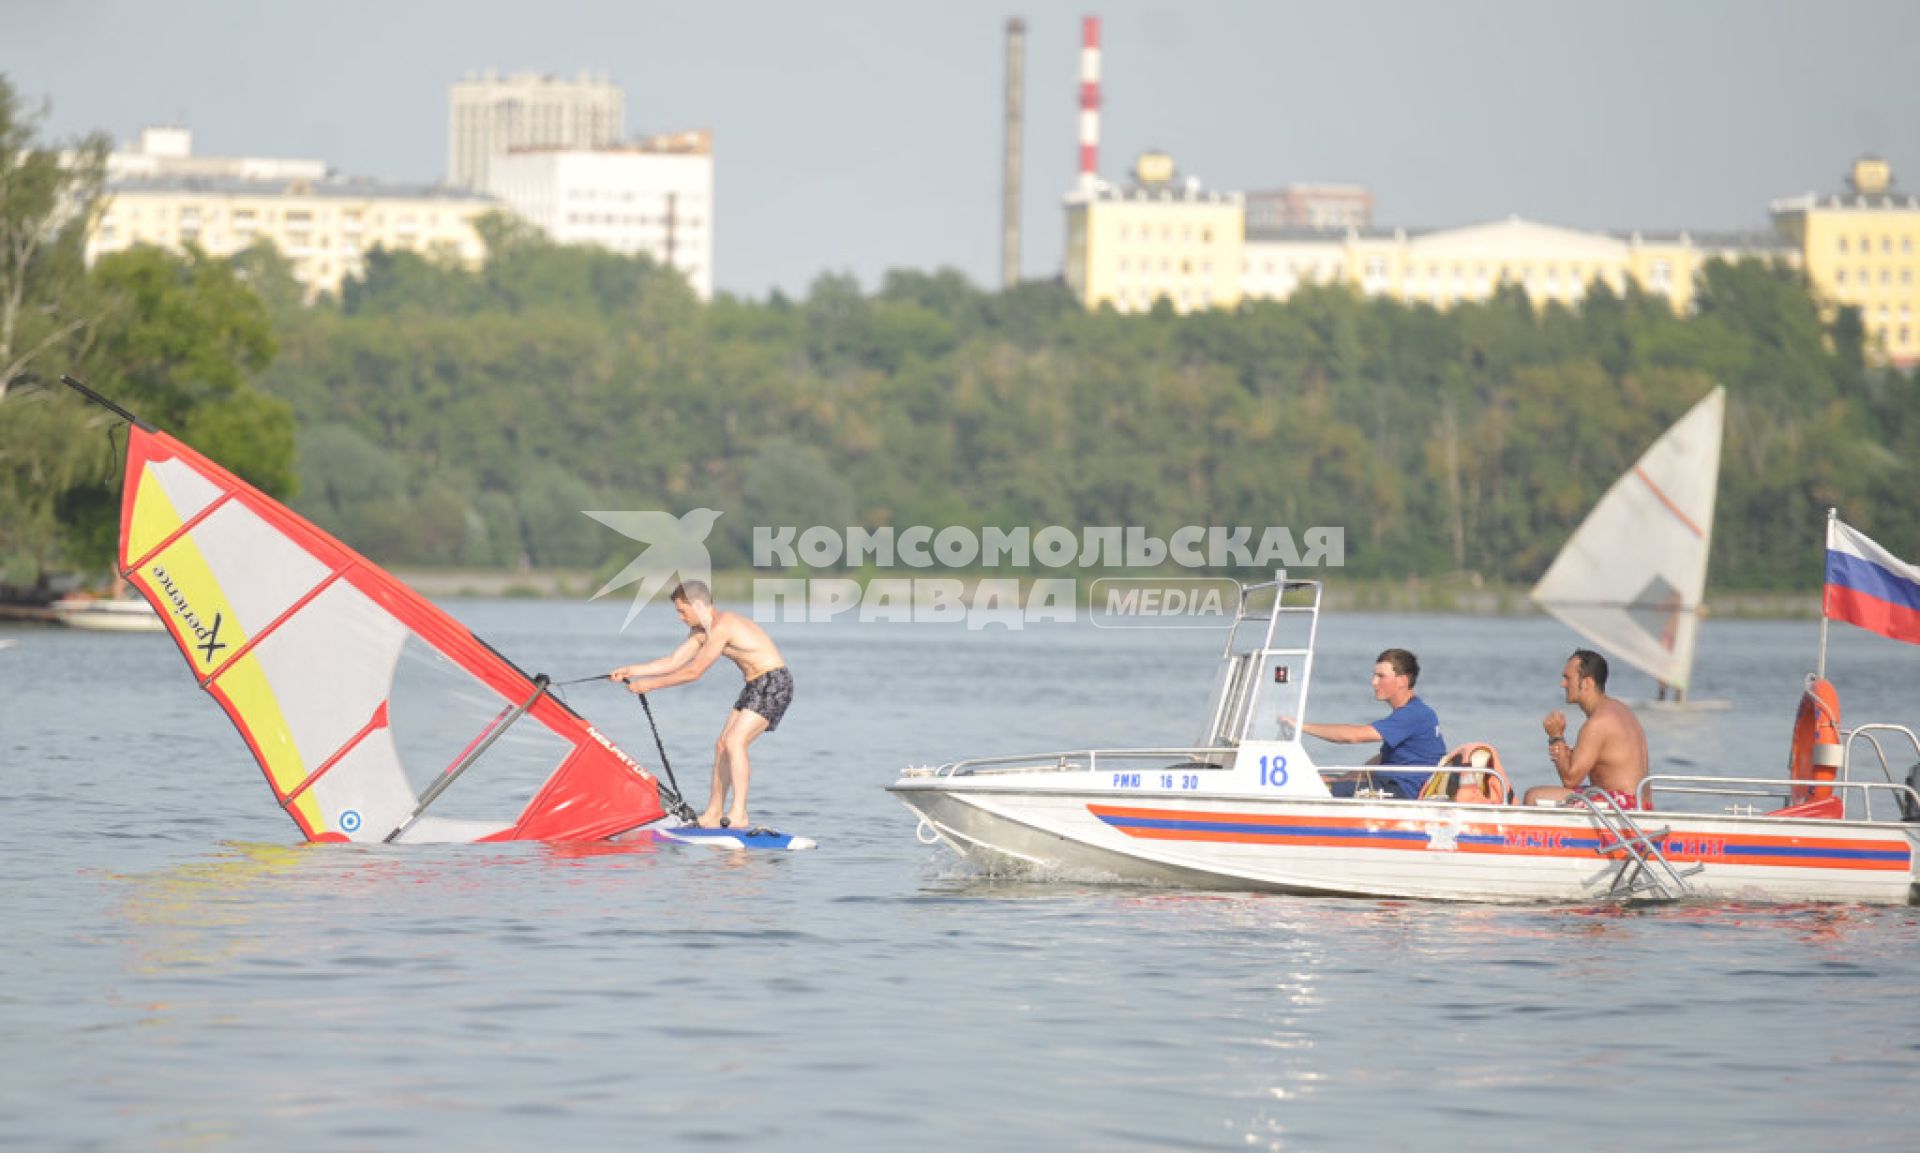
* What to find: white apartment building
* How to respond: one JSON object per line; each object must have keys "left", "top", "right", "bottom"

{"left": 485, "top": 132, "right": 715, "bottom": 299}
{"left": 448, "top": 70, "right": 624, "bottom": 191}
{"left": 80, "top": 125, "right": 496, "bottom": 301}
{"left": 1239, "top": 218, "right": 1793, "bottom": 314}
{"left": 105, "top": 125, "right": 326, "bottom": 184}
{"left": 89, "top": 176, "right": 495, "bottom": 301}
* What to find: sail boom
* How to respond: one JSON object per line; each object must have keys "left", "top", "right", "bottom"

{"left": 1532, "top": 600, "right": 1707, "bottom": 612}
{"left": 386, "top": 677, "right": 550, "bottom": 843}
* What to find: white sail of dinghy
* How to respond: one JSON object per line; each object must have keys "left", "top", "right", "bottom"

{"left": 1530, "top": 386, "right": 1725, "bottom": 703}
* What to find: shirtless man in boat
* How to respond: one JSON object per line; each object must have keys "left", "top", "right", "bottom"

{"left": 1524, "top": 649, "right": 1648, "bottom": 809}
{"left": 611, "top": 581, "right": 793, "bottom": 829}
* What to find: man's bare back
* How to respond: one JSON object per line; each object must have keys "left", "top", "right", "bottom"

{"left": 687, "top": 610, "right": 785, "bottom": 683}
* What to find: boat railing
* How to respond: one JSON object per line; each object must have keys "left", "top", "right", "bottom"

{"left": 1641, "top": 773, "right": 1920, "bottom": 823}
{"left": 1844, "top": 724, "right": 1920, "bottom": 788}
{"left": 918, "top": 747, "right": 1239, "bottom": 779}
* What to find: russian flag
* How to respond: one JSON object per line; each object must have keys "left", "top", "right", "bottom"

{"left": 1825, "top": 519, "right": 1920, "bottom": 646}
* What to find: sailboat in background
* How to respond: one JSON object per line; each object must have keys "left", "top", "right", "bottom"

{"left": 1531, "top": 386, "right": 1729, "bottom": 709}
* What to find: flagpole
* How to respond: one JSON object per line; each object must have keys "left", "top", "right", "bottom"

{"left": 1817, "top": 507, "right": 1835, "bottom": 681}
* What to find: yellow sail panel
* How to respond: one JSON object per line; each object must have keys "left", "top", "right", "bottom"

{"left": 246, "top": 583, "right": 419, "bottom": 841}
{"left": 136, "top": 502, "right": 333, "bottom": 681}
{"left": 209, "top": 653, "right": 327, "bottom": 832}
{"left": 137, "top": 532, "right": 254, "bottom": 681}
{"left": 124, "top": 453, "right": 226, "bottom": 566}
{"left": 125, "top": 463, "right": 185, "bottom": 569}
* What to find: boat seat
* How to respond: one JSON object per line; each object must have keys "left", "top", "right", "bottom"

{"left": 1764, "top": 796, "right": 1844, "bottom": 820}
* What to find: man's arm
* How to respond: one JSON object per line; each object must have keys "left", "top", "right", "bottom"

{"left": 611, "top": 633, "right": 702, "bottom": 682}
{"left": 1552, "top": 721, "right": 1609, "bottom": 789}
{"left": 1300, "top": 721, "right": 1382, "bottom": 745}
{"left": 624, "top": 623, "right": 732, "bottom": 693}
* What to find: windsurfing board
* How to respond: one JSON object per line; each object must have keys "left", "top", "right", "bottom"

{"left": 648, "top": 825, "right": 818, "bottom": 851}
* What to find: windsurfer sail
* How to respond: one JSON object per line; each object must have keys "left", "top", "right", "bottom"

{"left": 65, "top": 375, "right": 685, "bottom": 844}
{"left": 1530, "top": 386, "right": 1725, "bottom": 700}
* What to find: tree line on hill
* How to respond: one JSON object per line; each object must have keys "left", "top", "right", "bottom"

{"left": 251, "top": 219, "right": 1917, "bottom": 592}
{"left": 4, "top": 74, "right": 1916, "bottom": 595}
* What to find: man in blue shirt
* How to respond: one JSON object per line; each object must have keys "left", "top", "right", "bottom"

{"left": 1296, "top": 648, "right": 1446, "bottom": 798}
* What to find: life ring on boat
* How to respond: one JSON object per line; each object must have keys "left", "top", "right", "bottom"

{"left": 1788, "top": 678, "right": 1843, "bottom": 805}
{"left": 1432, "top": 743, "right": 1511, "bottom": 805}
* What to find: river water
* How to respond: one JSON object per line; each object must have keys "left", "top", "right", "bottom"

{"left": 4, "top": 600, "right": 1918, "bottom": 1151}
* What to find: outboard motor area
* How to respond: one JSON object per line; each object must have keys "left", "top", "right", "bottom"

{"left": 1198, "top": 575, "right": 1322, "bottom": 749}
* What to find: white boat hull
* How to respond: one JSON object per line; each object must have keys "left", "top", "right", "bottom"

{"left": 891, "top": 779, "right": 1920, "bottom": 905}
{"left": 50, "top": 598, "right": 165, "bottom": 632}
{"left": 893, "top": 575, "right": 1920, "bottom": 906}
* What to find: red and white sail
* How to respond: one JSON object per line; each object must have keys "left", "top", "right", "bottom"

{"left": 115, "top": 423, "right": 668, "bottom": 844}
{"left": 1530, "top": 386, "right": 1725, "bottom": 692}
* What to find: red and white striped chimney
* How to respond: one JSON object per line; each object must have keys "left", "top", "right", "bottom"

{"left": 1078, "top": 15, "right": 1101, "bottom": 195}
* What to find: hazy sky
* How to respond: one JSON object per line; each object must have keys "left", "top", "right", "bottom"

{"left": 9, "top": 0, "right": 1918, "bottom": 298}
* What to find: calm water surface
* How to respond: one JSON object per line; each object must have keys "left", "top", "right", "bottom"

{"left": 4, "top": 601, "right": 1918, "bottom": 1151}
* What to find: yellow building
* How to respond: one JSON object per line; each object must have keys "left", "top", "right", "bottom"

{"left": 89, "top": 176, "right": 496, "bottom": 301}
{"left": 1241, "top": 218, "right": 1793, "bottom": 315}
{"left": 1771, "top": 157, "right": 1920, "bottom": 366}
{"left": 1065, "top": 152, "right": 1243, "bottom": 314}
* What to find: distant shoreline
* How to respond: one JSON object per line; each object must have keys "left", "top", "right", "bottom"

{"left": 387, "top": 568, "right": 1822, "bottom": 620}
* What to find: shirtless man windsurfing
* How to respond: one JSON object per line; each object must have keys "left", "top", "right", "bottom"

{"left": 612, "top": 581, "right": 793, "bottom": 829}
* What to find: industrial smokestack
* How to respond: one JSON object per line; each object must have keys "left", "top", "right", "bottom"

{"left": 1078, "top": 15, "right": 1101, "bottom": 195}
{"left": 1002, "top": 17, "right": 1026, "bottom": 289}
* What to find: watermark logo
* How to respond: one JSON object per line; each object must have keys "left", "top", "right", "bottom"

{"left": 1089, "top": 577, "right": 1239, "bottom": 628}
{"left": 587, "top": 516, "right": 1342, "bottom": 630}
{"left": 585, "top": 508, "right": 721, "bottom": 629}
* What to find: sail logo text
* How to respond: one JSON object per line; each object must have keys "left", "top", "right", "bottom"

{"left": 150, "top": 565, "right": 228, "bottom": 662}
{"left": 585, "top": 726, "right": 644, "bottom": 774}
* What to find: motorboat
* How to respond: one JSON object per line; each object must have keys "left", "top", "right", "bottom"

{"left": 890, "top": 573, "right": 1920, "bottom": 905}
{"left": 49, "top": 594, "right": 166, "bottom": 633}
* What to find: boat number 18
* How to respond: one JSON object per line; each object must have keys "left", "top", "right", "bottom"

{"left": 1259, "top": 754, "right": 1289, "bottom": 787}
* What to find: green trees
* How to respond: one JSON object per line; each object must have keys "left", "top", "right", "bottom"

{"left": 255, "top": 238, "right": 1912, "bottom": 591}
{"left": 0, "top": 76, "right": 294, "bottom": 585}
{"left": 0, "top": 77, "right": 108, "bottom": 585}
